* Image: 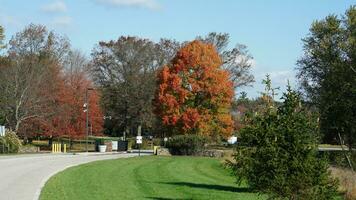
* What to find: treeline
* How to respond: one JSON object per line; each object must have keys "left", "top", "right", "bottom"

{"left": 297, "top": 6, "right": 356, "bottom": 149}
{"left": 228, "top": 7, "right": 356, "bottom": 199}
{"left": 0, "top": 24, "right": 103, "bottom": 140}
{"left": 234, "top": 6, "right": 356, "bottom": 151}
{"left": 0, "top": 25, "right": 255, "bottom": 139}
{"left": 1, "top": 5, "right": 353, "bottom": 148}
{"left": 90, "top": 33, "right": 254, "bottom": 137}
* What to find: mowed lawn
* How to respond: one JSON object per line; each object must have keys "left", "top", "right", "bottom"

{"left": 40, "top": 156, "right": 264, "bottom": 200}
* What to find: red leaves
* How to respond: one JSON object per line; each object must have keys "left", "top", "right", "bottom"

{"left": 181, "top": 108, "right": 200, "bottom": 131}
{"left": 154, "top": 40, "right": 234, "bottom": 138}
{"left": 54, "top": 72, "right": 103, "bottom": 139}
{"left": 160, "top": 66, "right": 170, "bottom": 82}
{"left": 22, "top": 71, "right": 104, "bottom": 139}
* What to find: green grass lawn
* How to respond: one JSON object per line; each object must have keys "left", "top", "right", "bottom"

{"left": 40, "top": 156, "right": 264, "bottom": 200}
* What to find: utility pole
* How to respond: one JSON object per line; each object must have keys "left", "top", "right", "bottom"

{"left": 84, "top": 88, "right": 94, "bottom": 153}
{"left": 138, "top": 125, "right": 142, "bottom": 156}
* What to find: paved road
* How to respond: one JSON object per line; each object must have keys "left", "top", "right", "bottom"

{"left": 0, "top": 153, "right": 140, "bottom": 200}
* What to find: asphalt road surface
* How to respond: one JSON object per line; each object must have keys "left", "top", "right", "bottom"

{"left": 0, "top": 153, "right": 140, "bottom": 200}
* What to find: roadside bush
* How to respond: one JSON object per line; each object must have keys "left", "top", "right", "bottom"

{"left": 0, "top": 136, "right": 7, "bottom": 153}
{"left": 319, "top": 151, "right": 352, "bottom": 168}
{"left": 152, "top": 138, "right": 162, "bottom": 146}
{"left": 130, "top": 138, "right": 151, "bottom": 150}
{"left": 139, "top": 139, "right": 151, "bottom": 150}
{"left": 228, "top": 87, "right": 338, "bottom": 199}
{"left": 166, "top": 135, "right": 208, "bottom": 155}
{"left": 4, "top": 130, "right": 22, "bottom": 153}
{"left": 127, "top": 138, "right": 135, "bottom": 150}
{"left": 126, "top": 137, "right": 160, "bottom": 150}
{"left": 99, "top": 138, "right": 106, "bottom": 145}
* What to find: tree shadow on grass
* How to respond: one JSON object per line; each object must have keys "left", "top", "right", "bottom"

{"left": 145, "top": 181, "right": 253, "bottom": 199}
{"left": 146, "top": 198, "right": 192, "bottom": 200}
{"left": 159, "top": 181, "right": 253, "bottom": 193}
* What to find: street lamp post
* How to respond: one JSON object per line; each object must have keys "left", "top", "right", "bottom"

{"left": 84, "top": 87, "right": 94, "bottom": 153}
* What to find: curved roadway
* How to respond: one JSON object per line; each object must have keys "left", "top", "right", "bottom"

{"left": 0, "top": 153, "right": 139, "bottom": 200}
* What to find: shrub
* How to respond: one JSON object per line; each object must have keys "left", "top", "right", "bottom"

{"left": 152, "top": 138, "right": 162, "bottom": 146}
{"left": 4, "top": 130, "right": 22, "bottom": 153}
{"left": 99, "top": 138, "right": 106, "bottom": 145}
{"left": 127, "top": 138, "right": 135, "bottom": 150}
{"left": 94, "top": 137, "right": 113, "bottom": 145}
{"left": 319, "top": 151, "right": 354, "bottom": 168}
{"left": 166, "top": 135, "right": 208, "bottom": 155}
{"left": 0, "top": 136, "right": 7, "bottom": 153}
{"left": 127, "top": 137, "right": 152, "bottom": 150}
{"left": 228, "top": 87, "right": 338, "bottom": 199}
{"left": 138, "top": 139, "right": 151, "bottom": 150}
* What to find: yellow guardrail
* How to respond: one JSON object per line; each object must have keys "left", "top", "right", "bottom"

{"left": 52, "top": 143, "right": 66, "bottom": 153}
{"left": 153, "top": 146, "right": 160, "bottom": 155}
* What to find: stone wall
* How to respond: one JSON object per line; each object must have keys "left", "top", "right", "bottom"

{"left": 19, "top": 145, "right": 40, "bottom": 153}
{"left": 157, "top": 147, "right": 171, "bottom": 156}
{"left": 104, "top": 141, "right": 112, "bottom": 152}
{"left": 157, "top": 147, "right": 225, "bottom": 158}
{"left": 196, "top": 149, "right": 225, "bottom": 158}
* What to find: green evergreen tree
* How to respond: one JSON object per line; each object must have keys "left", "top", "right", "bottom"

{"left": 229, "top": 86, "right": 338, "bottom": 199}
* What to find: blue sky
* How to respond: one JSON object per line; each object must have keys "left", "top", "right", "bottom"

{"left": 0, "top": 0, "right": 354, "bottom": 98}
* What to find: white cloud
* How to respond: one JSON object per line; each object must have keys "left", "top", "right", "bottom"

{"left": 269, "top": 70, "right": 295, "bottom": 85}
{"left": 248, "top": 66, "right": 297, "bottom": 99}
{"left": 95, "top": 0, "right": 161, "bottom": 10}
{"left": 51, "top": 16, "right": 72, "bottom": 27}
{"left": 41, "top": 1, "right": 67, "bottom": 13}
{"left": 0, "top": 14, "right": 21, "bottom": 28}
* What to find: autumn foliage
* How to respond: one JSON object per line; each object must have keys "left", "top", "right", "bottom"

{"left": 154, "top": 40, "right": 234, "bottom": 138}
{"left": 20, "top": 70, "right": 103, "bottom": 139}
{"left": 0, "top": 24, "right": 104, "bottom": 139}
{"left": 51, "top": 72, "right": 103, "bottom": 138}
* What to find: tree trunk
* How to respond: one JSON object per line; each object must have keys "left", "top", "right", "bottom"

{"left": 15, "top": 120, "right": 21, "bottom": 133}
{"left": 338, "top": 132, "right": 354, "bottom": 171}
{"left": 48, "top": 136, "right": 53, "bottom": 147}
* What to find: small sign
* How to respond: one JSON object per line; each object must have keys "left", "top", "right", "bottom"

{"left": 136, "top": 136, "right": 142, "bottom": 144}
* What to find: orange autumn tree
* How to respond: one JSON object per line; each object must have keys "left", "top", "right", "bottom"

{"left": 154, "top": 40, "right": 234, "bottom": 139}
{"left": 21, "top": 71, "right": 104, "bottom": 139}
{"left": 53, "top": 71, "right": 103, "bottom": 139}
